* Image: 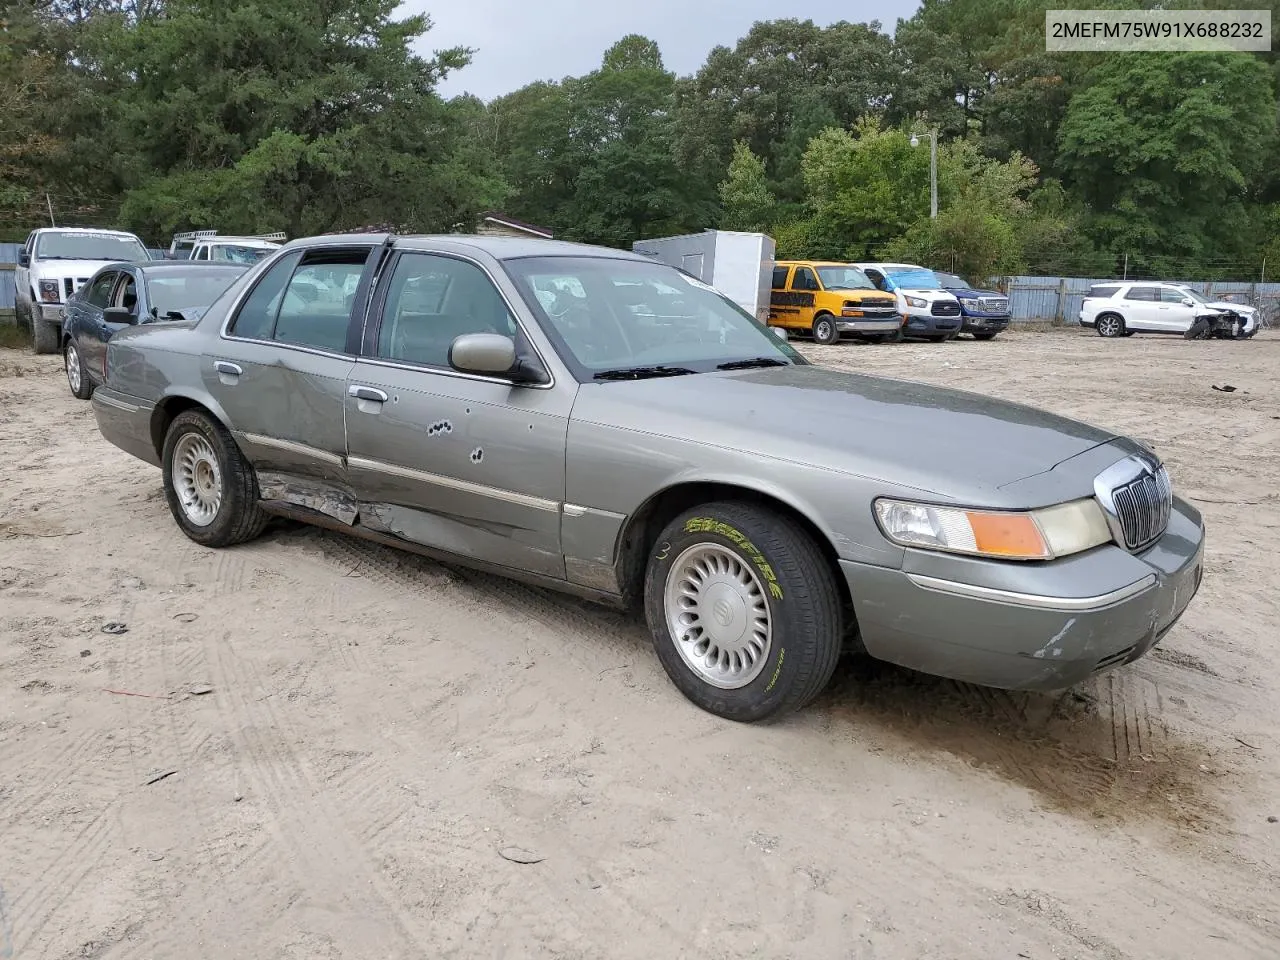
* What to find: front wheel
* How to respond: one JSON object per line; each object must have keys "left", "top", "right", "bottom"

{"left": 32, "top": 318, "right": 58, "bottom": 355}
{"left": 64, "top": 339, "right": 93, "bottom": 399}
{"left": 643, "top": 501, "right": 844, "bottom": 723}
{"left": 161, "top": 409, "right": 269, "bottom": 548}
{"left": 1096, "top": 314, "right": 1125, "bottom": 338}
{"left": 811, "top": 314, "right": 839, "bottom": 345}
{"left": 973, "top": 332, "right": 997, "bottom": 341}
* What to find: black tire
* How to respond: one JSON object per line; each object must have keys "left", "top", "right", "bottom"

{"left": 1184, "top": 318, "right": 1210, "bottom": 340}
{"left": 1122, "top": 330, "right": 1136, "bottom": 337}
{"left": 811, "top": 313, "right": 839, "bottom": 345}
{"left": 925, "top": 334, "right": 949, "bottom": 343}
{"left": 64, "top": 339, "right": 93, "bottom": 400}
{"left": 1096, "top": 313, "right": 1125, "bottom": 338}
{"left": 161, "top": 409, "right": 269, "bottom": 548}
{"left": 32, "top": 316, "right": 58, "bottom": 354}
{"left": 643, "top": 501, "right": 844, "bottom": 723}
{"left": 973, "top": 332, "right": 997, "bottom": 341}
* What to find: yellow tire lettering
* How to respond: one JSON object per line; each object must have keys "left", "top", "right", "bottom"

{"left": 683, "top": 517, "right": 784, "bottom": 601}
{"left": 765, "top": 648, "right": 785, "bottom": 692}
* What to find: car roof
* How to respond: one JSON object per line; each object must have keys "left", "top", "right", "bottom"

{"left": 285, "top": 232, "right": 652, "bottom": 263}
{"left": 775, "top": 260, "right": 860, "bottom": 267}
{"left": 857, "top": 262, "right": 923, "bottom": 271}
{"left": 138, "top": 261, "right": 248, "bottom": 274}
{"left": 35, "top": 226, "right": 141, "bottom": 237}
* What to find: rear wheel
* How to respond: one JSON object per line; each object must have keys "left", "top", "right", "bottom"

{"left": 644, "top": 501, "right": 844, "bottom": 723}
{"left": 64, "top": 339, "right": 93, "bottom": 400}
{"left": 812, "top": 313, "right": 839, "bottom": 345}
{"left": 161, "top": 409, "right": 269, "bottom": 548}
{"left": 1096, "top": 313, "right": 1125, "bottom": 338}
{"left": 925, "top": 334, "right": 949, "bottom": 343}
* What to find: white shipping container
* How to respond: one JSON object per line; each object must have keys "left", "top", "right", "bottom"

{"left": 632, "top": 230, "right": 775, "bottom": 323}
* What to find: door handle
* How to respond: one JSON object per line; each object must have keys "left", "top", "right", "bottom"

{"left": 349, "top": 385, "right": 388, "bottom": 403}
{"left": 214, "top": 360, "right": 242, "bottom": 385}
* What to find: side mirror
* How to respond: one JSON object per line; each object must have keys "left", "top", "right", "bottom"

{"left": 1182, "top": 299, "right": 1197, "bottom": 308}
{"left": 18, "top": 251, "right": 29, "bottom": 267}
{"left": 103, "top": 306, "right": 137, "bottom": 325}
{"left": 772, "top": 326, "right": 789, "bottom": 341}
{"left": 449, "top": 333, "right": 524, "bottom": 379}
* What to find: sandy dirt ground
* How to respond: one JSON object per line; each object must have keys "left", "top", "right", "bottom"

{"left": 1, "top": 328, "right": 1277, "bottom": 960}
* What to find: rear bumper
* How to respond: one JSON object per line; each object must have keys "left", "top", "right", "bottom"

{"left": 840, "top": 496, "right": 1205, "bottom": 691}
{"left": 91, "top": 387, "right": 160, "bottom": 467}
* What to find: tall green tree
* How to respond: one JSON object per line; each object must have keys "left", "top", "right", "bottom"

{"left": 71, "top": 0, "right": 505, "bottom": 237}
{"left": 718, "top": 141, "right": 776, "bottom": 233}
{"left": 1057, "top": 51, "right": 1277, "bottom": 276}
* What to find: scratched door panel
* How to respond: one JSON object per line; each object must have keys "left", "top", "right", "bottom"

{"left": 344, "top": 360, "right": 572, "bottom": 578}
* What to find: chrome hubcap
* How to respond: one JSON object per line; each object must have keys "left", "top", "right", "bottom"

{"left": 1099, "top": 317, "right": 1119, "bottom": 336}
{"left": 664, "top": 543, "right": 773, "bottom": 690}
{"left": 817, "top": 321, "right": 832, "bottom": 340}
{"left": 171, "top": 433, "right": 222, "bottom": 527}
{"left": 66, "top": 345, "right": 81, "bottom": 392}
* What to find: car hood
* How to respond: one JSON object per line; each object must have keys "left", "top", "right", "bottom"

{"left": 32, "top": 260, "right": 119, "bottom": 280}
{"left": 574, "top": 364, "right": 1119, "bottom": 504}
{"left": 945, "top": 285, "right": 1002, "bottom": 299}
{"left": 1203, "top": 299, "right": 1254, "bottom": 314}
{"left": 891, "top": 288, "right": 956, "bottom": 301}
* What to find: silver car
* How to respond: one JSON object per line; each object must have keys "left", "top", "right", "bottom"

{"left": 90, "top": 233, "right": 1205, "bottom": 722}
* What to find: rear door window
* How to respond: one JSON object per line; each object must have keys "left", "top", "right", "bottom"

{"left": 1086, "top": 285, "right": 1120, "bottom": 299}
{"left": 1125, "top": 286, "right": 1158, "bottom": 301}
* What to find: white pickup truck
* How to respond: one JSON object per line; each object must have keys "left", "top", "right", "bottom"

{"left": 15, "top": 226, "right": 151, "bottom": 354}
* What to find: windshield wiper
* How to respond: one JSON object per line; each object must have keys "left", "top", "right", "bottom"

{"left": 716, "top": 357, "right": 789, "bottom": 371}
{"left": 592, "top": 365, "right": 698, "bottom": 381}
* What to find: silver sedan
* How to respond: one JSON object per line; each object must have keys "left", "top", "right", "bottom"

{"left": 89, "top": 233, "right": 1205, "bottom": 722}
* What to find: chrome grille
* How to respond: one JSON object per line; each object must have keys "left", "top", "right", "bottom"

{"left": 1109, "top": 464, "right": 1172, "bottom": 550}
{"left": 979, "top": 296, "right": 1008, "bottom": 313}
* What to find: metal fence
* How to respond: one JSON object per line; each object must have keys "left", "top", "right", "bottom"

{"left": 997, "top": 275, "right": 1280, "bottom": 324}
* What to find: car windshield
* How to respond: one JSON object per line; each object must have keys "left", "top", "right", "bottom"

{"left": 884, "top": 267, "right": 943, "bottom": 289}
{"left": 36, "top": 231, "right": 148, "bottom": 262}
{"left": 815, "top": 265, "right": 875, "bottom": 290}
{"left": 505, "top": 256, "right": 805, "bottom": 377}
{"left": 1177, "top": 287, "right": 1210, "bottom": 303}
{"left": 934, "top": 272, "right": 967, "bottom": 288}
{"left": 146, "top": 270, "right": 244, "bottom": 316}
{"left": 211, "top": 244, "right": 277, "bottom": 264}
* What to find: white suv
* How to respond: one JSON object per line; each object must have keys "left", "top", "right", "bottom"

{"left": 1079, "top": 281, "right": 1257, "bottom": 338}
{"left": 15, "top": 227, "right": 151, "bottom": 354}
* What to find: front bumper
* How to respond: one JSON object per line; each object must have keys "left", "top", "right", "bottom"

{"left": 961, "top": 313, "right": 1010, "bottom": 333}
{"left": 33, "top": 303, "right": 65, "bottom": 323}
{"left": 901, "top": 312, "right": 962, "bottom": 336}
{"left": 841, "top": 496, "right": 1205, "bottom": 691}
{"left": 837, "top": 317, "right": 901, "bottom": 334}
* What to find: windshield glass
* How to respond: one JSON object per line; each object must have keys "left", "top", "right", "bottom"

{"left": 212, "top": 244, "right": 277, "bottom": 264}
{"left": 884, "top": 267, "right": 942, "bottom": 290}
{"left": 934, "top": 272, "right": 966, "bottom": 288}
{"left": 505, "top": 256, "right": 805, "bottom": 376}
{"left": 815, "top": 265, "right": 875, "bottom": 290}
{"left": 37, "top": 231, "right": 148, "bottom": 262}
{"left": 1177, "top": 287, "right": 1210, "bottom": 303}
{"left": 146, "top": 269, "right": 244, "bottom": 316}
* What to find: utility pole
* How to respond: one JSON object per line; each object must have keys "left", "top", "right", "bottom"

{"left": 1123, "top": 252, "right": 1128, "bottom": 280}
{"left": 910, "top": 128, "right": 939, "bottom": 219}
{"left": 45, "top": 192, "right": 56, "bottom": 226}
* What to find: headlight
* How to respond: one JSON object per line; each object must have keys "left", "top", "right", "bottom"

{"left": 959, "top": 298, "right": 979, "bottom": 310}
{"left": 39, "top": 280, "right": 60, "bottom": 303}
{"left": 873, "top": 497, "right": 1113, "bottom": 560}
{"left": 905, "top": 296, "right": 927, "bottom": 308}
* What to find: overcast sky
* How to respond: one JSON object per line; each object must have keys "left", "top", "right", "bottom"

{"left": 406, "top": 0, "right": 923, "bottom": 102}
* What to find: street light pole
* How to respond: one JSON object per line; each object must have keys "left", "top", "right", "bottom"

{"left": 910, "top": 127, "right": 939, "bottom": 219}
{"left": 928, "top": 128, "right": 937, "bottom": 220}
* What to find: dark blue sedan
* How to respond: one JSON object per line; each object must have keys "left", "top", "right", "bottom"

{"left": 61, "top": 260, "right": 247, "bottom": 399}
